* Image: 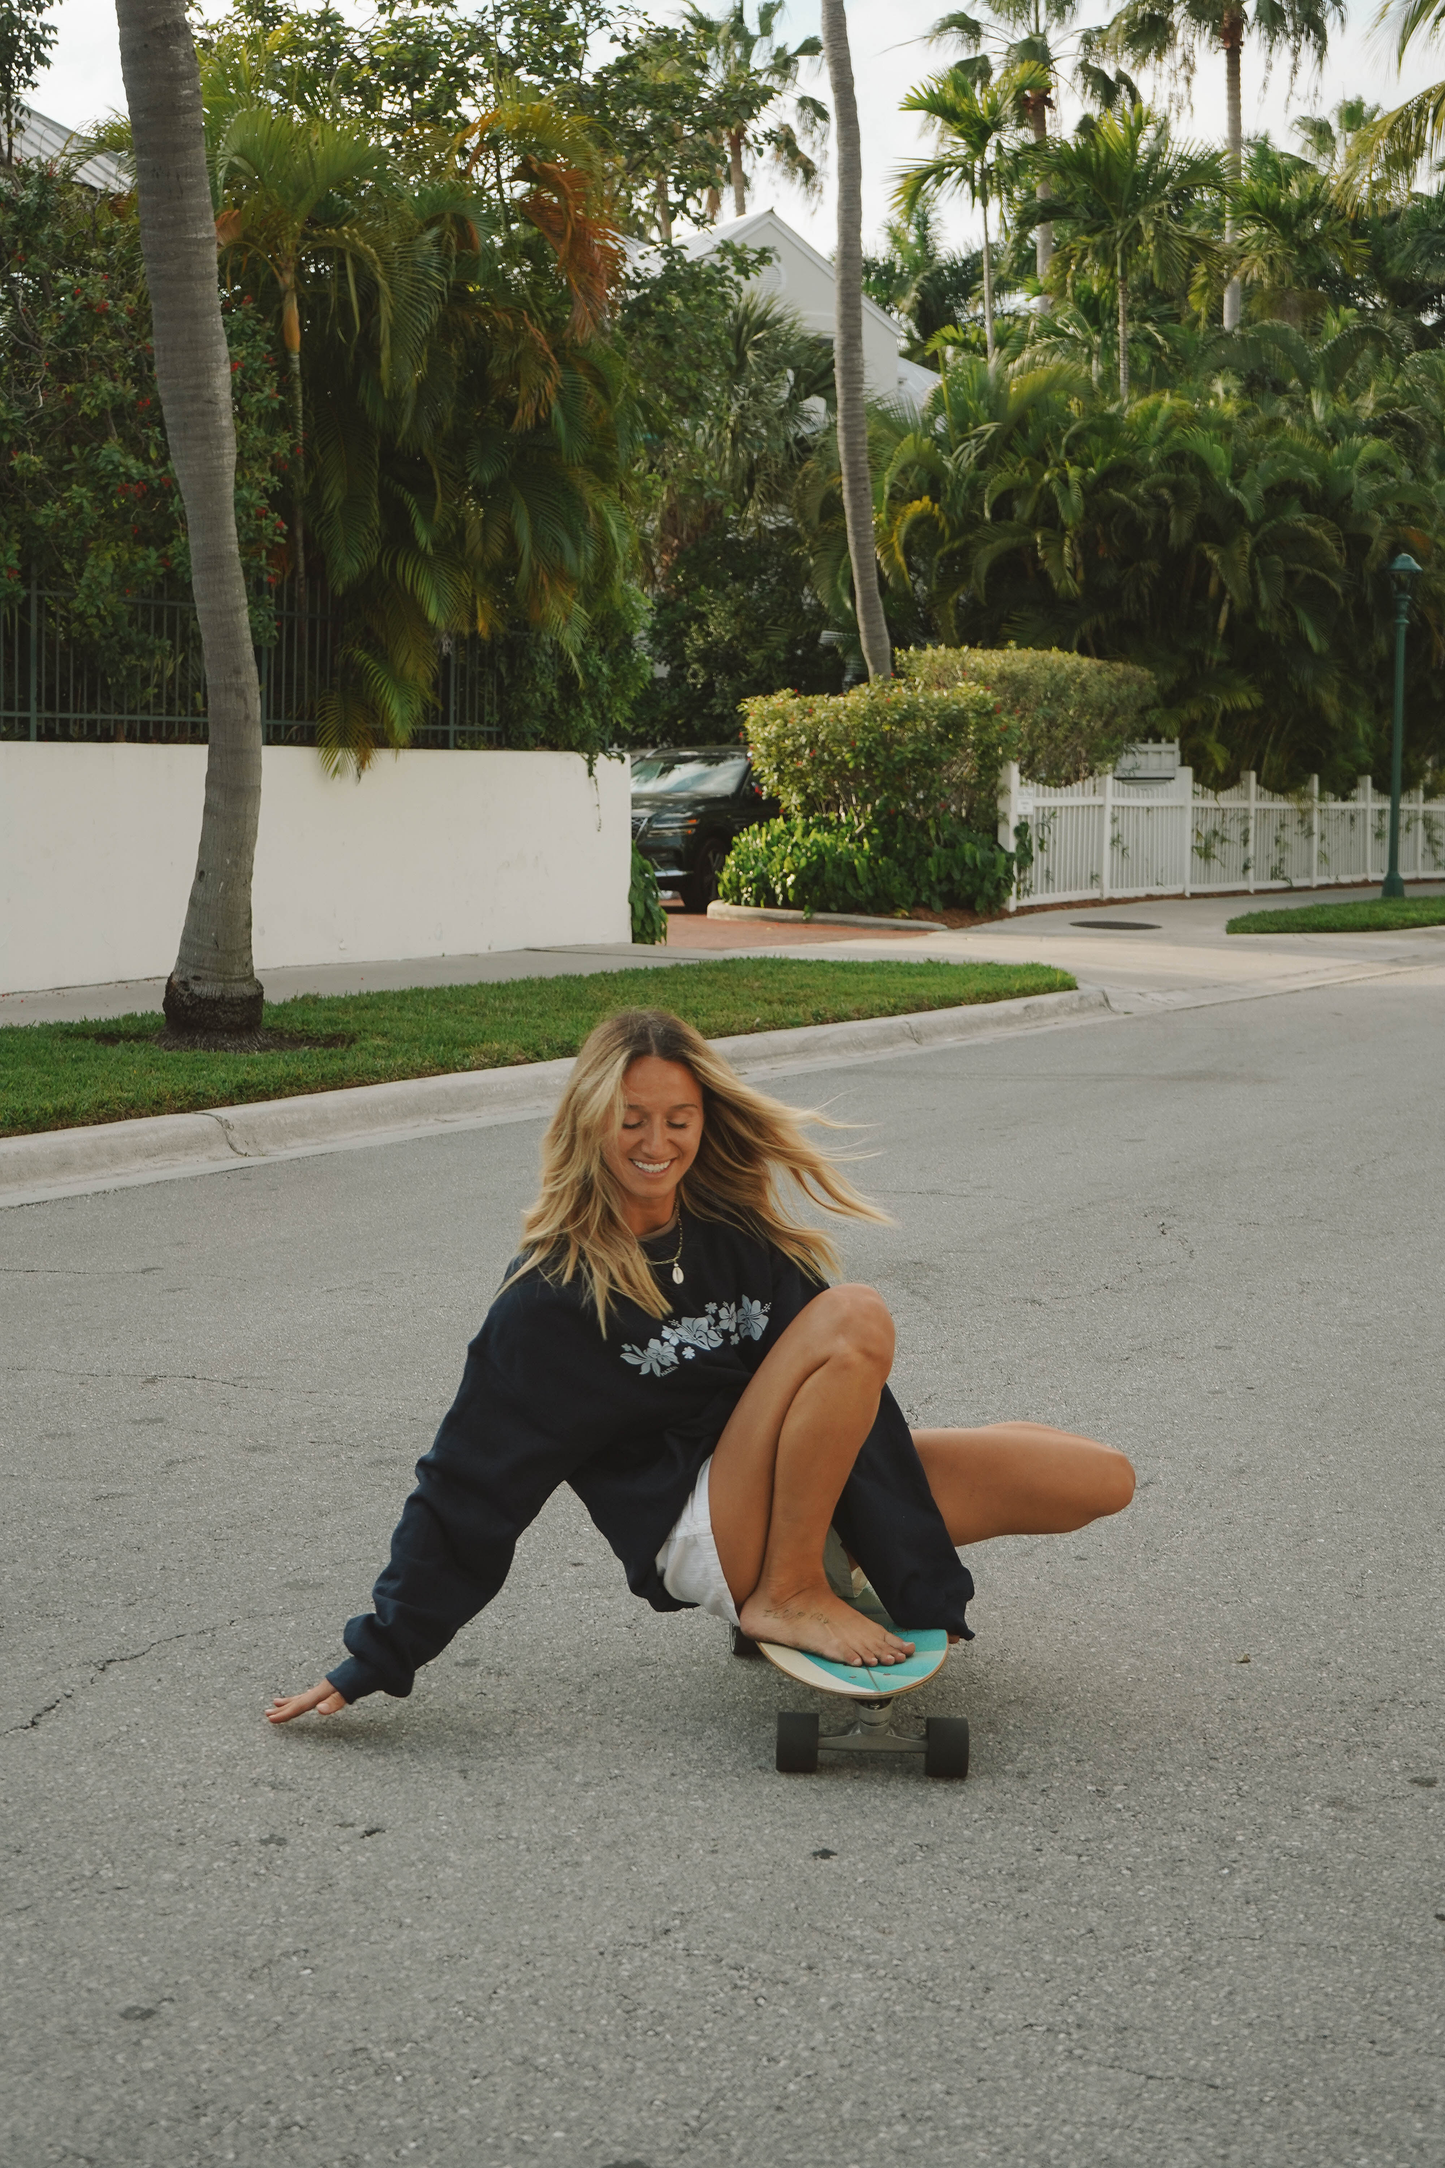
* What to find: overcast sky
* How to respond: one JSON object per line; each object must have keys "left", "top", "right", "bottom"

{"left": 31, "top": 0, "right": 1429, "bottom": 258}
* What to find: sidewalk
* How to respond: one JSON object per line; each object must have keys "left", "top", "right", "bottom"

{"left": 0, "top": 915, "right": 956, "bottom": 1027}
{"left": 0, "top": 940, "right": 705, "bottom": 1027}
{"left": 6, "top": 886, "right": 1441, "bottom": 1029}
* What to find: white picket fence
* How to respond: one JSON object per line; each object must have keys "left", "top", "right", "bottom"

{"left": 996, "top": 757, "right": 1445, "bottom": 910}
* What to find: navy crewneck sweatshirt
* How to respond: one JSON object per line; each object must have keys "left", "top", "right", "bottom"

{"left": 327, "top": 1211, "right": 974, "bottom": 1702}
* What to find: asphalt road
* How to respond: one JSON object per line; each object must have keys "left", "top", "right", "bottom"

{"left": 3, "top": 971, "right": 1443, "bottom": 2168}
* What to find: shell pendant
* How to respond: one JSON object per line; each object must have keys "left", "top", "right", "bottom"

{"left": 672, "top": 1264, "right": 685, "bottom": 1285}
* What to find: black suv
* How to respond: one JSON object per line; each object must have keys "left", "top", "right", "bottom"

{"left": 630, "top": 746, "right": 778, "bottom": 912}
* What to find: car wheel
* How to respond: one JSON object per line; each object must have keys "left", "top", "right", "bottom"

{"left": 684, "top": 838, "right": 729, "bottom": 915}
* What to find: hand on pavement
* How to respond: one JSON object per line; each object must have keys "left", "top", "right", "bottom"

{"left": 267, "top": 1678, "right": 348, "bottom": 1724}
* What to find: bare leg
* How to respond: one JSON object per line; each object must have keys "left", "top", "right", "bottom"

{"left": 912, "top": 1423, "right": 1135, "bottom": 1547}
{"left": 708, "top": 1284, "right": 915, "bottom": 1667}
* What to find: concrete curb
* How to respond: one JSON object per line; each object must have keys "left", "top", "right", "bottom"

{"left": 1, "top": 986, "right": 1106, "bottom": 1207}
{"left": 707, "top": 902, "right": 942, "bottom": 931}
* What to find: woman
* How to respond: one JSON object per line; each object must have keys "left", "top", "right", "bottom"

{"left": 269, "top": 1009, "right": 1133, "bottom": 1724}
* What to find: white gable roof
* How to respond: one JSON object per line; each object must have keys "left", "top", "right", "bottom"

{"left": 676, "top": 207, "right": 932, "bottom": 410}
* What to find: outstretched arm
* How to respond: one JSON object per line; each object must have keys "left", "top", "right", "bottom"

{"left": 262, "top": 1282, "right": 610, "bottom": 1721}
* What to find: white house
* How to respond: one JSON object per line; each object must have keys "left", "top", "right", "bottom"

{"left": 674, "top": 208, "right": 939, "bottom": 410}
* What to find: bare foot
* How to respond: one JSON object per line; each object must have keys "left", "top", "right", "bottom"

{"left": 739, "top": 1581, "right": 915, "bottom": 1667}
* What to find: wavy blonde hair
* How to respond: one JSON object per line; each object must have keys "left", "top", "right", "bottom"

{"left": 508, "top": 1008, "right": 888, "bottom": 1331}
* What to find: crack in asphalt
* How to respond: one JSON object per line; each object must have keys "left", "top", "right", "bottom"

{"left": 6, "top": 1621, "right": 240, "bottom": 1734}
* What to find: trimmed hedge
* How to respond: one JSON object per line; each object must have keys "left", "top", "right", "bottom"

{"left": 899, "top": 645, "right": 1158, "bottom": 786}
{"left": 740, "top": 678, "right": 1010, "bottom": 831}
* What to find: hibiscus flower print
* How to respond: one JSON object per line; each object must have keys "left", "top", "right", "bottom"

{"left": 666, "top": 1313, "right": 726, "bottom": 1353}
{"left": 621, "top": 1337, "right": 679, "bottom": 1377}
{"left": 620, "top": 1297, "right": 771, "bottom": 1374}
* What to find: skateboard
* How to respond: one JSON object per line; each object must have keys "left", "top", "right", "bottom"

{"left": 731, "top": 1548, "right": 969, "bottom": 1779}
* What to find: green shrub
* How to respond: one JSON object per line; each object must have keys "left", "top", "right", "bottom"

{"left": 721, "top": 818, "right": 912, "bottom": 917}
{"left": 912, "top": 820, "right": 1016, "bottom": 914}
{"left": 740, "top": 678, "right": 1010, "bottom": 832}
{"left": 629, "top": 845, "right": 668, "bottom": 944}
{"left": 719, "top": 814, "right": 1013, "bottom": 917}
{"left": 899, "top": 646, "right": 1158, "bottom": 785}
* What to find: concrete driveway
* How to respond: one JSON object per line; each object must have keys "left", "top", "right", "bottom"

{"left": 3, "top": 965, "right": 1443, "bottom": 2167}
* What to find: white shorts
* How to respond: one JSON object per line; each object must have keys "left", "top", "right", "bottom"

{"left": 655, "top": 1454, "right": 739, "bottom": 1626}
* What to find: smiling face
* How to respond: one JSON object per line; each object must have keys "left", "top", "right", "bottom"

{"left": 601, "top": 1055, "right": 705, "bottom": 1235}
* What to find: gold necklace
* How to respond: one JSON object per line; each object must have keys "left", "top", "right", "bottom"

{"left": 651, "top": 1211, "right": 685, "bottom": 1286}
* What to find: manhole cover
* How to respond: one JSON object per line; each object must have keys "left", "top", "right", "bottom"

{"left": 1071, "top": 919, "right": 1162, "bottom": 930}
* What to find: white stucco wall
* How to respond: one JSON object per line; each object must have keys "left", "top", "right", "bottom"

{"left": 0, "top": 743, "right": 631, "bottom": 994}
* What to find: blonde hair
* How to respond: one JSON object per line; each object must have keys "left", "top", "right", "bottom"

{"left": 508, "top": 1008, "right": 888, "bottom": 1331}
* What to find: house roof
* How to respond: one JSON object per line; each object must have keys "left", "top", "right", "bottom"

{"left": 676, "top": 207, "right": 908, "bottom": 345}
{"left": 13, "top": 104, "right": 130, "bottom": 193}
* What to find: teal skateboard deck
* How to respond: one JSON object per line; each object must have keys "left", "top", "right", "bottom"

{"left": 734, "top": 1565, "right": 969, "bottom": 1778}
{"left": 757, "top": 1628, "right": 949, "bottom": 1701}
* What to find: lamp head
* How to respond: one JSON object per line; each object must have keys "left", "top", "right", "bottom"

{"left": 1390, "top": 551, "right": 1422, "bottom": 590}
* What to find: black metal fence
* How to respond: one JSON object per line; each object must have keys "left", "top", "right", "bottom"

{"left": 0, "top": 577, "right": 504, "bottom": 748}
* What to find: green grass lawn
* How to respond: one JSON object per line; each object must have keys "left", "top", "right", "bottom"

{"left": 0, "top": 957, "right": 1076, "bottom": 1140}
{"left": 1226, "top": 896, "right": 1445, "bottom": 935}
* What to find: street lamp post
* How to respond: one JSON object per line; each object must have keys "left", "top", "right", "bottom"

{"left": 1382, "top": 551, "right": 1422, "bottom": 901}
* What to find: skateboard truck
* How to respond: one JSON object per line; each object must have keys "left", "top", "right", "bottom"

{"left": 777, "top": 1698, "right": 969, "bottom": 1778}
{"left": 732, "top": 1626, "right": 970, "bottom": 1779}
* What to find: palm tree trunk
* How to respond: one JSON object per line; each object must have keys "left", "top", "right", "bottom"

{"left": 1117, "top": 257, "right": 1130, "bottom": 400}
{"left": 820, "top": 0, "right": 891, "bottom": 683}
{"left": 1025, "top": 90, "right": 1053, "bottom": 282}
{"left": 117, "top": 0, "right": 264, "bottom": 1038}
{"left": 729, "top": 129, "right": 747, "bottom": 217}
{"left": 1222, "top": 12, "right": 1244, "bottom": 331}
{"left": 654, "top": 171, "right": 673, "bottom": 244}
{"left": 981, "top": 195, "right": 996, "bottom": 361}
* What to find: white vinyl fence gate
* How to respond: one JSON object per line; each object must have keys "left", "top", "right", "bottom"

{"left": 997, "top": 753, "right": 1445, "bottom": 910}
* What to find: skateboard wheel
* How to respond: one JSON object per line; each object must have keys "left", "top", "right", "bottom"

{"left": 924, "top": 1716, "right": 970, "bottom": 1780}
{"left": 731, "top": 1626, "right": 763, "bottom": 1660}
{"left": 776, "top": 1711, "right": 819, "bottom": 1774}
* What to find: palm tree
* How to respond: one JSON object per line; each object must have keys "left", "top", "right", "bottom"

{"left": 896, "top": 65, "right": 1043, "bottom": 358}
{"left": 116, "top": 0, "right": 265, "bottom": 1041}
{"left": 1024, "top": 103, "right": 1225, "bottom": 396}
{"left": 1293, "top": 95, "right": 1382, "bottom": 177}
{"left": 295, "top": 95, "right": 635, "bottom": 770}
{"left": 819, "top": 0, "right": 891, "bottom": 681}
{"left": 1343, "top": 0, "right": 1445, "bottom": 201}
{"left": 930, "top": 4, "right": 1141, "bottom": 278}
{"left": 212, "top": 110, "right": 392, "bottom": 593}
{"left": 641, "top": 291, "right": 834, "bottom": 571}
{"left": 1105, "top": 0, "right": 1343, "bottom": 327}
{"left": 868, "top": 328, "right": 1441, "bottom": 788}
{"left": 683, "top": 1, "right": 827, "bottom": 218}
{"left": 1223, "top": 144, "right": 1366, "bottom": 322}
{"left": 862, "top": 202, "right": 987, "bottom": 362}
